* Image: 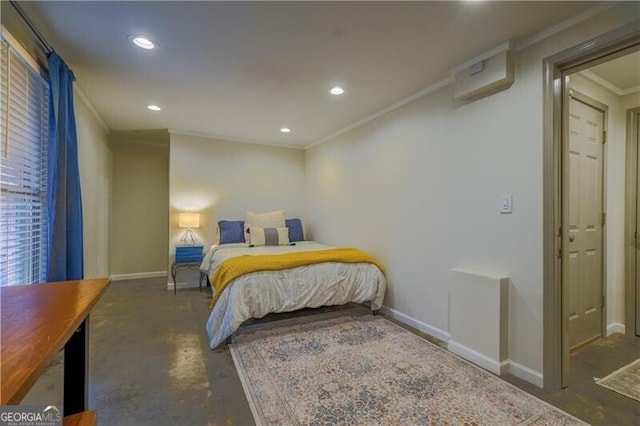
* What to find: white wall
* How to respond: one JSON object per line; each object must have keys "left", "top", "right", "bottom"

{"left": 305, "top": 3, "right": 639, "bottom": 381}
{"left": 75, "top": 91, "right": 111, "bottom": 279}
{"left": 169, "top": 133, "right": 306, "bottom": 283}
{"left": 621, "top": 92, "right": 640, "bottom": 112}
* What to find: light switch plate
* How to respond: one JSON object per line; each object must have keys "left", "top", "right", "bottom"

{"left": 500, "top": 194, "right": 513, "bottom": 214}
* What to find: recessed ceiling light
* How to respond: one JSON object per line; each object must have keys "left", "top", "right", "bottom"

{"left": 329, "top": 86, "right": 345, "bottom": 95}
{"left": 280, "top": 127, "right": 291, "bottom": 133}
{"left": 146, "top": 104, "right": 161, "bottom": 112}
{"left": 130, "top": 34, "right": 156, "bottom": 50}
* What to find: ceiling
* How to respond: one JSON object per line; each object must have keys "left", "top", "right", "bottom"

{"left": 3, "top": 1, "right": 606, "bottom": 148}
{"left": 587, "top": 51, "right": 640, "bottom": 94}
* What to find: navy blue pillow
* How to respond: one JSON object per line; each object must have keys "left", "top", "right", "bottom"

{"left": 218, "top": 220, "right": 245, "bottom": 244}
{"left": 286, "top": 218, "right": 304, "bottom": 242}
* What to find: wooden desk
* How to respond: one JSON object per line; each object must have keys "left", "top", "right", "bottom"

{"left": 1, "top": 278, "right": 110, "bottom": 414}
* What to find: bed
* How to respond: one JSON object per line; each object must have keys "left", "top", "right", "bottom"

{"left": 202, "top": 241, "right": 386, "bottom": 349}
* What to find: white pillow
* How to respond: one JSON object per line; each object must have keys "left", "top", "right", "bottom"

{"left": 249, "top": 227, "right": 290, "bottom": 246}
{"left": 245, "top": 210, "right": 286, "bottom": 243}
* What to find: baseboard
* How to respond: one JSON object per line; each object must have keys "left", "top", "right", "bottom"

{"left": 447, "top": 340, "right": 509, "bottom": 376}
{"left": 110, "top": 271, "right": 167, "bottom": 281}
{"left": 376, "top": 305, "right": 544, "bottom": 387}
{"left": 380, "top": 305, "right": 450, "bottom": 343}
{"left": 446, "top": 342, "right": 543, "bottom": 387}
{"left": 507, "top": 359, "right": 544, "bottom": 388}
{"left": 167, "top": 281, "right": 202, "bottom": 291}
{"left": 606, "top": 322, "right": 625, "bottom": 336}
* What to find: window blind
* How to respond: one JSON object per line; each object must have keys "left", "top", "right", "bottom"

{"left": 0, "top": 40, "right": 49, "bottom": 286}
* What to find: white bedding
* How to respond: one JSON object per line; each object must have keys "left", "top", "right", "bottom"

{"left": 202, "top": 242, "right": 386, "bottom": 348}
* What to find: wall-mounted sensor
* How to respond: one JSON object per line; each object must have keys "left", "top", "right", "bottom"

{"left": 469, "top": 60, "right": 485, "bottom": 76}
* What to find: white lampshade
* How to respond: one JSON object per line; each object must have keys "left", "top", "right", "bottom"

{"left": 178, "top": 212, "right": 200, "bottom": 228}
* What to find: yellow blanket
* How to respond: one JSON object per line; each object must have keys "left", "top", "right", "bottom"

{"left": 210, "top": 248, "right": 383, "bottom": 308}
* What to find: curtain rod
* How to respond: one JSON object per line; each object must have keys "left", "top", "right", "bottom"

{"left": 9, "top": 0, "right": 53, "bottom": 55}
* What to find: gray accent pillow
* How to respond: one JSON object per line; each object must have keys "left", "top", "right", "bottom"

{"left": 249, "top": 227, "right": 289, "bottom": 246}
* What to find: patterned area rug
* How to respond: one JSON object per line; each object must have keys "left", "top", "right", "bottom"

{"left": 595, "top": 358, "right": 640, "bottom": 402}
{"left": 229, "top": 313, "right": 586, "bottom": 425}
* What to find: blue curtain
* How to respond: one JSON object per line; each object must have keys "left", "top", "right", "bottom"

{"left": 46, "top": 52, "right": 84, "bottom": 282}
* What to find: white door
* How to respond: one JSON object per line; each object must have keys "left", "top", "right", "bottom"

{"left": 566, "top": 95, "right": 605, "bottom": 350}
{"left": 636, "top": 114, "right": 640, "bottom": 336}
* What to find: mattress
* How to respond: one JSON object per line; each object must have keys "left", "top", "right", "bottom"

{"left": 202, "top": 242, "right": 386, "bottom": 348}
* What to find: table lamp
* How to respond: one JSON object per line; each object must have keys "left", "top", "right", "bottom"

{"left": 178, "top": 212, "right": 200, "bottom": 245}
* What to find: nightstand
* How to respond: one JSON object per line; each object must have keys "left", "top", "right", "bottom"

{"left": 172, "top": 245, "right": 204, "bottom": 294}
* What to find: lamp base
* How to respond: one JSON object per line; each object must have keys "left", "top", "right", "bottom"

{"left": 180, "top": 229, "right": 198, "bottom": 245}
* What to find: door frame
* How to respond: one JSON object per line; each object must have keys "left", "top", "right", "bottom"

{"left": 564, "top": 88, "right": 608, "bottom": 351}
{"left": 542, "top": 21, "right": 640, "bottom": 392}
{"left": 624, "top": 107, "right": 640, "bottom": 337}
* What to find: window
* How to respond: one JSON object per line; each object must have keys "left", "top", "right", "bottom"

{"left": 0, "top": 37, "right": 49, "bottom": 286}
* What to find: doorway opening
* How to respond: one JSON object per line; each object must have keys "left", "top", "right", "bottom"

{"left": 625, "top": 106, "right": 640, "bottom": 337}
{"left": 543, "top": 22, "right": 640, "bottom": 392}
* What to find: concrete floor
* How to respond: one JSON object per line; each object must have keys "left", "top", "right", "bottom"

{"left": 22, "top": 277, "right": 639, "bottom": 425}
{"left": 504, "top": 334, "right": 640, "bottom": 426}
{"left": 23, "top": 277, "right": 253, "bottom": 425}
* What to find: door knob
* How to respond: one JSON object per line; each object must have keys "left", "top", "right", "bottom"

{"left": 569, "top": 235, "right": 575, "bottom": 242}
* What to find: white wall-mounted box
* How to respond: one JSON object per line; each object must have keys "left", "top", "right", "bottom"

{"left": 454, "top": 50, "right": 514, "bottom": 101}
{"left": 448, "top": 268, "right": 510, "bottom": 375}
